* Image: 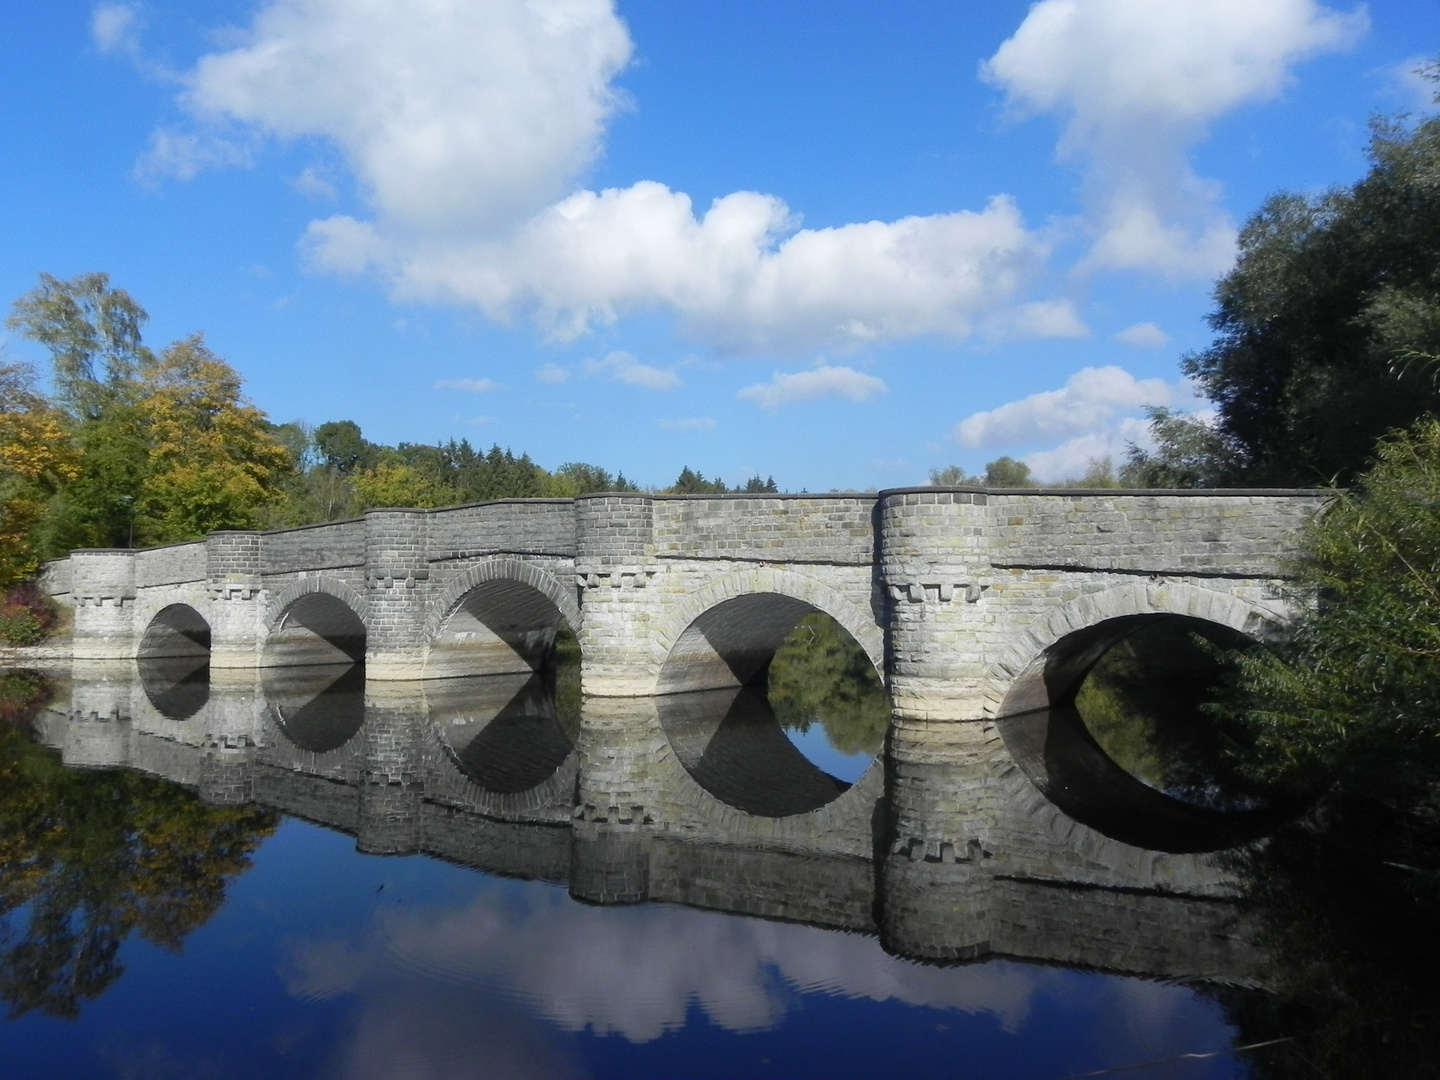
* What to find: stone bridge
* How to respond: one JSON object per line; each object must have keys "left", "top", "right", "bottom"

{"left": 41, "top": 487, "right": 1327, "bottom": 725}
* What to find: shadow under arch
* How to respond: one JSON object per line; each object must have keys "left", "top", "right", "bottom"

{"left": 996, "top": 612, "right": 1300, "bottom": 853}
{"left": 264, "top": 592, "right": 367, "bottom": 668}
{"left": 139, "top": 603, "right": 211, "bottom": 659}
{"left": 656, "top": 586, "right": 879, "bottom": 695}
{"left": 426, "top": 573, "right": 577, "bottom": 680}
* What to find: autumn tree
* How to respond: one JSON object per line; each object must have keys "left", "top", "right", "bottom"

{"left": 6, "top": 274, "right": 293, "bottom": 550}
{"left": 0, "top": 363, "right": 79, "bottom": 585}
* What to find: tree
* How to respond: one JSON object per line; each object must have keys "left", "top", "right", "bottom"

{"left": 313, "top": 420, "right": 372, "bottom": 475}
{"left": 668, "top": 466, "right": 728, "bottom": 494}
{"left": 5, "top": 272, "right": 151, "bottom": 419}
{"left": 352, "top": 461, "right": 450, "bottom": 510}
{"left": 1219, "top": 419, "right": 1440, "bottom": 803}
{"left": 1144, "top": 81, "right": 1440, "bottom": 487}
{"left": 6, "top": 274, "right": 295, "bottom": 550}
{"left": 0, "top": 363, "right": 79, "bottom": 584}
{"left": 928, "top": 457, "right": 1039, "bottom": 487}
{"left": 136, "top": 336, "right": 293, "bottom": 541}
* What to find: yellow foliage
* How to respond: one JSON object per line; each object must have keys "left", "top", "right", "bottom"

{"left": 0, "top": 366, "right": 80, "bottom": 584}
{"left": 136, "top": 336, "right": 294, "bottom": 541}
{"left": 353, "top": 461, "right": 451, "bottom": 510}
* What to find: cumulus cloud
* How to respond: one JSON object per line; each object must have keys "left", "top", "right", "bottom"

{"left": 536, "top": 363, "right": 571, "bottom": 384}
{"left": 304, "top": 187, "right": 1049, "bottom": 352}
{"left": 1114, "top": 321, "right": 1170, "bottom": 348}
{"left": 92, "top": 3, "right": 141, "bottom": 55}
{"left": 659, "top": 418, "right": 716, "bottom": 431}
{"left": 434, "top": 377, "right": 501, "bottom": 393}
{"left": 956, "top": 366, "right": 1175, "bottom": 449}
{"left": 983, "top": 0, "right": 1366, "bottom": 278}
{"left": 182, "top": 0, "right": 632, "bottom": 234}
{"left": 583, "top": 350, "right": 681, "bottom": 390}
{"left": 737, "top": 364, "right": 887, "bottom": 410}
{"left": 149, "top": 0, "right": 1063, "bottom": 353}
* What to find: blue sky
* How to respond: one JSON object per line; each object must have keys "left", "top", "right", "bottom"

{"left": 1, "top": 1, "right": 1436, "bottom": 491}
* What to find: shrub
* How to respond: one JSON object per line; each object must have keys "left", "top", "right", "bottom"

{"left": 0, "top": 583, "right": 59, "bottom": 646}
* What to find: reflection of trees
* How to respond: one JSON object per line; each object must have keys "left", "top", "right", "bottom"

{"left": 1075, "top": 621, "right": 1274, "bottom": 811}
{"left": 768, "top": 613, "right": 887, "bottom": 757}
{"left": 1217, "top": 800, "right": 1440, "bottom": 1079}
{"left": 0, "top": 681, "right": 277, "bottom": 1019}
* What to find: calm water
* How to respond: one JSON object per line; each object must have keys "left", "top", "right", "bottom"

{"left": 1, "top": 621, "right": 1436, "bottom": 1079}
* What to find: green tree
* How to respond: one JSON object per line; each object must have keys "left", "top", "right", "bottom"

{"left": 313, "top": 420, "right": 373, "bottom": 475}
{"left": 1219, "top": 419, "right": 1440, "bottom": 804}
{"left": 5, "top": 272, "right": 152, "bottom": 420}
{"left": 1138, "top": 79, "right": 1440, "bottom": 487}
{"left": 668, "top": 466, "right": 729, "bottom": 494}
{"left": 6, "top": 274, "right": 294, "bottom": 550}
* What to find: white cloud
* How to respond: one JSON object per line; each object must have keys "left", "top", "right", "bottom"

{"left": 582, "top": 350, "right": 681, "bottom": 390}
{"left": 737, "top": 363, "right": 887, "bottom": 410}
{"left": 1023, "top": 415, "right": 1158, "bottom": 481}
{"left": 134, "top": 129, "right": 253, "bottom": 184}
{"left": 152, "top": 0, "right": 1055, "bottom": 354}
{"left": 293, "top": 165, "right": 336, "bottom": 199}
{"left": 305, "top": 188, "right": 1049, "bottom": 353}
{"left": 182, "top": 0, "right": 633, "bottom": 234}
{"left": 92, "top": 3, "right": 140, "bottom": 55}
{"left": 536, "top": 363, "right": 571, "bottom": 384}
{"left": 434, "top": 378, "right": 501, "bottom": 393}
{"left": 983, "top": 0, "right": 1366, "bottom": 278}
{"left": 1114, "top": 321, "right": 1170, "bottom": 348}
{"left": 658, "top": 418, "right": 716, "bottom": 431}
{"left": 1385, "top": 56, "right": 1440, "bottom": 113}
{"left": 994, "top": 299, "right": 1091, "bottom": 340}
{"left": 955, "top": 365, "right": 1177, "bottom": 449}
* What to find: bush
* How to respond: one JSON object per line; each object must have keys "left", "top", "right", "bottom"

{"left": 0, "top": 583, "right": 59, "bottom": 646}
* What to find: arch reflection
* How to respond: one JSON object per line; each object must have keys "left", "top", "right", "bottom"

{"left": 137, "top": 655, "right": 210, "bottom": 721}
{"left": 997, "top": 614, "right": 1299, "bottom": 852}
{"left": 263, "top": 664, "right": 366, "bottom": 753}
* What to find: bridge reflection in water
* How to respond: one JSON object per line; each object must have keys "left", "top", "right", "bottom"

{"left": 31, "top": 645, "right": 1269, "bottom": 993}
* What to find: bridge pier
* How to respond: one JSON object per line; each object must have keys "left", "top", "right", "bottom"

{"left": 206, "top": 530, "right": 265, "bottom": 667}
{"left": 575, "top": 496, "right": 660, "bottom": 697}
{"left": 363, "top": 509, "right": 434, "bottom": 680}
{"left": 69, "top": 550, "right": 137, "bottom": 660}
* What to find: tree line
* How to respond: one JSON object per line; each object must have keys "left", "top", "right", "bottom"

{"left": 0, "top": 272, "right": 783, "bottom": 587}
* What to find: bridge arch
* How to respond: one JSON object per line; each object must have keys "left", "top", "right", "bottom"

{"left": 653, "top": 567, "right": 883, "bottom": 696}
{"left": 423, "top": 558, "right": 580, "bottom": 679}
{"left": 263, "top": 577, "right": 369, "bottom": 667}
{"left": 990, "top": 581, "right": 1294, "bottom": 852}
{"left": 138, "top": 603, "right": 211, "bottom": 659}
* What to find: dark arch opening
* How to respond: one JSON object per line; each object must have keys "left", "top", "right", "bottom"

{"left": 657, "top": 597, "right": 887, "bottom": 816}
{"left": 427, "top": 579, "right": 574, "bottom": 679}
{"left": 264, "top": 593, "right": 366, "bottom": 667}
{"left": 139, "top": 604, "right": 211, "bottom": 659}
{"left": 263, "top": 663, "right": 366, "bottom": 753}
{"left": 996, "top": 613, "right": 1300, "bottom": 853}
